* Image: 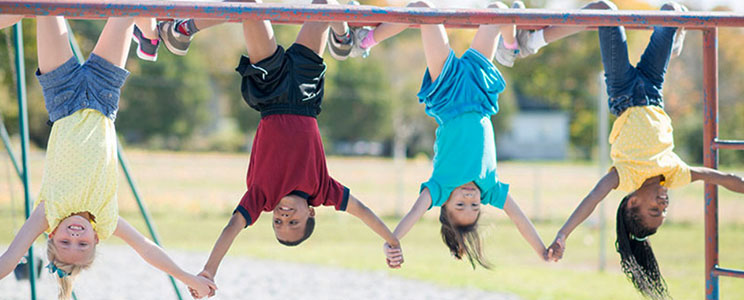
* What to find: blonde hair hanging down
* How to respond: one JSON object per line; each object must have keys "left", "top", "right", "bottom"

{"left": 46, "top": 238, "right": 96, "bottom": 300}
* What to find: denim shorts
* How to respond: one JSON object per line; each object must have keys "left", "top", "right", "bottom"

{"left": 235, "top": 43, "right": 326, "bottom": 118}
{"left": 599, "top": 26, "right": 677, "bottom": 116}
{"left": 36, "top": 54, "right": 130, "bottom": 123}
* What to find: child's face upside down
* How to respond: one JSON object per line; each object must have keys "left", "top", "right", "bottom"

{"left": 444, "top": 182, "right": 482, "bottom": 226}
{"left": 628, "top": 176, "right": 669, "bottom": 230}
{"left": 272, "top": 194, "right": 315, "bottom": 243}
{"left": 50, "top": 213, "right": 99, "bottom": 264}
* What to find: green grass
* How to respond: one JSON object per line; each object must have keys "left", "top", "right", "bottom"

{"left": 1, "top": 150, "right": 743, "bottom": 299}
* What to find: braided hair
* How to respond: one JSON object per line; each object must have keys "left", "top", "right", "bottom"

{"left": 616, "top": 195, "right": 669, "bottom": 299}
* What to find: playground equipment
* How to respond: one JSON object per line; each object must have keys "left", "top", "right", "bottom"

{"left": 1, "top": 1, "right": 743, "bottom": 299}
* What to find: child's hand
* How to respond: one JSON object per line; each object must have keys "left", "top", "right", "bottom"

{"left": 546, "top": 234, "right": 566, "bottom": 262}
{"left": 383, "top": 242, "right": 404, "bottom": 268}
{"left": 187, "top": 270, "right": 217, "bottom": 299}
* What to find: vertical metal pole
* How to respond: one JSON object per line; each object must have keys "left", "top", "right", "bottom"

{"left": 13, "top": 21, "right": 37, "bottom": 300}
{"left": 597, "top": 72, "right": 609, "bottom": 271}
{"left": 702, "top": 28, "right": 719, "bottom": 300}
{"left": 117, "top": 141, "right": 184, "bottom": 300}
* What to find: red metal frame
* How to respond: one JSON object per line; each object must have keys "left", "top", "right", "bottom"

{"left": 1, "top": 0, "right": 744, "bottom": 28}
{"left": 2, "top": 2, "right": 743, "bottom": 300}
{"left": 702, "top": 28, "right": 720, "bottom": 300}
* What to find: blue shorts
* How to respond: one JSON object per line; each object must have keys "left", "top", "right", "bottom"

{"left": 36, "top": 54, "right": 130, "bottom": 123}
{"left": 417, "top": 48, "right": 505, "bottom": 124}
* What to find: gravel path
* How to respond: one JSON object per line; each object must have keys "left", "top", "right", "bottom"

{"left": 1, "top": 245, "right": 518, "bottom": 300}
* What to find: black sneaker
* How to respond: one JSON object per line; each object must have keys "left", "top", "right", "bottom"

{"left": 132, "top": 25, "right": 159, "bottom": 61}
{"left": 158, "top": 20, "right": 192, "bottom": 56}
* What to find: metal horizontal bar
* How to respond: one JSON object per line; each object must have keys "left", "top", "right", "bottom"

{"left": 713, "top": 266, "right": 744, "bottom": 279}
{"left": 713, "top": 139, "right": 744, "bottom": 150}
{"left": 1, "top": 1, "right": 743, "bottom": 28}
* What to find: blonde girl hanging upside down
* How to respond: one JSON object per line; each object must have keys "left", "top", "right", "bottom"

{"left": 0, "top": 16, "right": 215, "bottom": 299}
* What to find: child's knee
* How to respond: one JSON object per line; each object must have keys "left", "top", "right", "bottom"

{"left": 407, "top": 0, "right": 434, "bottom": 8}
{"left": 487, "top": 1, "right": 508, "bottom": 9}
{"left": 585, "top": 0, "right": 617, "bottom": 10}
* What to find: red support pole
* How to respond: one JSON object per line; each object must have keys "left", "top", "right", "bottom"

{"left": 702, "top": 27, "right": 719, "bottom": 300}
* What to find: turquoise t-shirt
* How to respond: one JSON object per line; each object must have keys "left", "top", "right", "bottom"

{"left": 417, "top": 49, "right": 509, "bottom": 209}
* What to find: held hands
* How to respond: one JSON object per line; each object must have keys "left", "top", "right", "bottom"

{"left": 545, "top": 233, "right": 566, "bottom": 262}
{"left": 188, "top": 270, "right": 217, "bottom": 299}
{"left": 383, "top": 242, "right": 404, "bottom": 269}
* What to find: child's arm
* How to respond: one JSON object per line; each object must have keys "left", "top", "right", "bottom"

{"left": 0, "top": 15, "right": 23, "bottom": 30}
{"left": 113, "top": 218, "right": 216, "bottom": 298}
{"left": 381, "top": 189, "right": 432, "bottom": 268}
{"left": 503, "top": 194, "right": 547, "bottom": 260}
{"left": 0, "top": 202, "right": 48, "bottom": 279}
{"left": 691, "top": 167, "right": 744, "bottom": 193}
{"left": 547, "top": 168, "right": 619, "bottom": 262}
{"left": 346, "top": 194, "right": 401, "bottom": 247}
{"left": 392, "top": 188, "right": 432, "bottom": 239}
{"left": 199, "top": 212, "right": 246, "bottom": 288}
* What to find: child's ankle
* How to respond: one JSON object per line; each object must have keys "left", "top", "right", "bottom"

{"left": 332, "top": 29, "right": 352, "bottom": 44}
{"left": 360, "top": 29, "right": 377, "bottom": 49}
{"left": 176, "top": 19, "right": 199, "bottom": 36}
{"left": 503, "top": 38, "right": 519, "bottom": 50}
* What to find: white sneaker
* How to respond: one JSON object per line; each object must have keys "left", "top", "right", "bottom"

{"left": 350, "top": 27, "right": 372, "bottom": 58}
{"left": 669, "top": 2, "right": 688, "bottom": 57}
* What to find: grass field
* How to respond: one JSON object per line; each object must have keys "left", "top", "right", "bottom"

{"left": 1, "top": 149, "right": 743, "bottom": 299}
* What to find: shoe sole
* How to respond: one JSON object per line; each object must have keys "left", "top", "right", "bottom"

{"left": 159, "top": 23, "right": 189, "bottom": 56}
{"left": 328, "top": 31, "right": 352, "bottom": 61}
{"left": 132, "top": 34, "right": 158, "bottom": 62}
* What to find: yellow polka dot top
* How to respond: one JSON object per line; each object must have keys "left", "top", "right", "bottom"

{"left": 609, "top": 106, "right": 691, "bottom": 193}
{"left": 35, "top": 109, "right": 119, "bottom": 240}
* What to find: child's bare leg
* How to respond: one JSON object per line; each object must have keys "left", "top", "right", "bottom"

{"left": 240, "top": 0, "right": 277, "bottom": 63}
{"left": 134, "top": 17, "right": 157, "bottom": 40}
{"left": 192, "top": 19, "right": 226, "bottom": 32}
{"left": 0, "top": 15, "right": 23, "bottom": 30}
{"left": 471, "top": 1, "right": 512, "bottom": 61}
{"left": 541, "top": 0, "right": 617, "bottom": 43}
{"left": 411, "top": 1, "right": 449, "bottom": 81}
{"left": 361, "top": 0, "right": 434, "bottom": 49}
{"left": 324, "top": 0, "right": 348, "bottom": 36}
{"left": 91, "top": 17, "right": 135, "bottom": 68}
{"left": 36, "top": 16, "right": 74, "bottom": 74}
{"left": 370, "top": 23, "right": 407, "bottom": 43}
{"left": 295, "top": 0, "right": 345, "bottom": 57}
{"left": 242, "top": 19, "right": 277, "bottom": 62}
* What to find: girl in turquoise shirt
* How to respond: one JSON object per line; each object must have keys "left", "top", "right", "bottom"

{"left": 332, "top": 0, "right": 547, "bottom": 269}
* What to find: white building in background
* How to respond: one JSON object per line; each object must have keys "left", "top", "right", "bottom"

{"left": 497, "top": 110, "right": 569, "bottom": 160}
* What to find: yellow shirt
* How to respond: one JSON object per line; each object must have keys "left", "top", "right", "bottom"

{"left": 610, "top": 106, "right": 691, "bottom": 193}
{"left": 35, "top": 109, "right": 119, "bottom": 240}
